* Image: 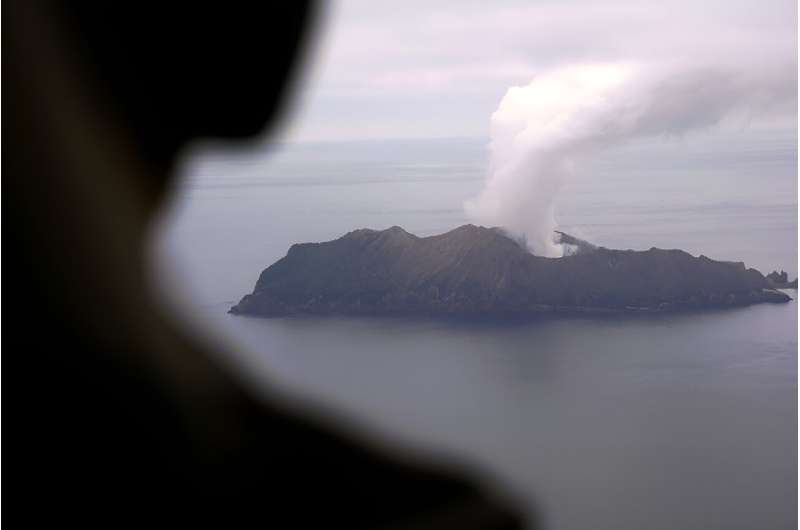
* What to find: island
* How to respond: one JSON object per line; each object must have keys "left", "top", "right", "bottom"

{"left": 230, "top": 225, "right": 792, "bottom": 317}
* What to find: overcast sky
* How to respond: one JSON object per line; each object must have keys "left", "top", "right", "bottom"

{"left": 281, "top": 0, "right": 797, "bottom": 142}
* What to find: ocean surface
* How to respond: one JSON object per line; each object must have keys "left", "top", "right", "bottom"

{"left": 153, "top": 130, "right": 797, "bottom": 530}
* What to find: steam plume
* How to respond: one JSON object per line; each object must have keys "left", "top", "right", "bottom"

{"left": 465, "top": 62, "right": 794, "bottom": 256}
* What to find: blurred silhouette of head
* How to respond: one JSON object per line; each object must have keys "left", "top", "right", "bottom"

{"left": 59, "top": 2, "right": 318, "bottom": 173}
{"left": 4, "top": 3, "right": 529, "bottom": 528}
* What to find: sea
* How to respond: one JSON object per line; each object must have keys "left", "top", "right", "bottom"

{"left": 153, "top": 128, "right": 797, "bottom": 530}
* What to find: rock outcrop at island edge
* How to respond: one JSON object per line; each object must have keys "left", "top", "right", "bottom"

{"left": 230, "top": 225, "right": 791, "bottom": 317}
{"left": 766, "top": 270, "right": 798, "bottom": 289}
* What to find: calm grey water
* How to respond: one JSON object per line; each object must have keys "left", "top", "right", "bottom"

{"left": 154, "top": 130, "right": 797, "bottom": 530}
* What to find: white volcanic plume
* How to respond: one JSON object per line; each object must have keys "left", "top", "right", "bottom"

{"left": 465, "top": 62, "right": 794, "bottom": 256}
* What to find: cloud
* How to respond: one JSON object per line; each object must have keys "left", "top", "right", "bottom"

{"left": 286, "top": 0, "right": 795, "bottom": 142}
{"left": 463, "top": 60, "right": 795, "bottom": 255}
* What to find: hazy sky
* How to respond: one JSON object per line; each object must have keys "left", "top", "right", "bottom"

{"left": 281, "top": 0, "right": 797, "bottom": 142}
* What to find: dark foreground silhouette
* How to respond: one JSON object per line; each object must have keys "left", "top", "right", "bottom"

{"left": 6, "top": 2, "right": 527, "bottom": 528}
{"left": 232, "top": 225, "right": 791, "bottom": 317}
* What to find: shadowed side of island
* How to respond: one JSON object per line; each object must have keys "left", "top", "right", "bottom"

{"left": 230, "top": 225, "right": 792, "bottom": 317}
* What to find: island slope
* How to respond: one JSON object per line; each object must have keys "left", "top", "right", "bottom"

{"left": 230, "top": 225, "right": 791, "bottom": 317}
